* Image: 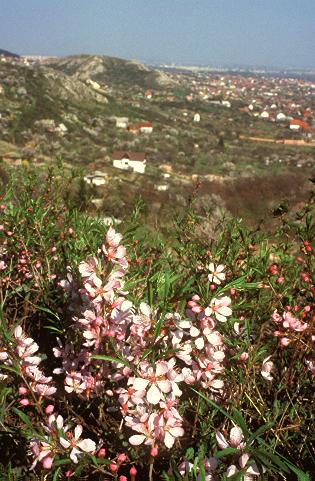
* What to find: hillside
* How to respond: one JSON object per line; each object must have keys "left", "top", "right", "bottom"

{"left": 45, "top": 54, "right": 173, "bottom": 88}
{"left": 0, "top": 55, "right": 314, "bottom": 229}
{"left": 0, "top": 48, "right": 20, "bottom": 58}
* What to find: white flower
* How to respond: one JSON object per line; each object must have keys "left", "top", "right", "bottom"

{"left": 216, "top": 426, "right": 245, "bottom": 449}
{"left": 208, "top": 263, "right": 226, "bottom": 285}
{"left": 59, "top": 425, "right": 96, "bottom": 463}
{"left": 261, "top": 356, "right": 274, "bottom": 381}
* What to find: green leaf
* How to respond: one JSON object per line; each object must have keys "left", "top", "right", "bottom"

{"left": 191, "top": 388, "right": 232, "bottom": 421}
{"left": 285, "top": 462, "right": 310, "bottom": 481}
{"left": 247, "top": 422, "right": 274, "bottom": 445}
{"left": 53, "top": 458, "right": 72, "bottom": 467}
{"left": 185, "top": 447, "right": 194, "bottom": 461}
{"left": 91, "top": 354, "right": 131, "bottom": 368}
{"left": 216, "top": 447, "right": 239, "bottom": 459}
{"left": 34, "top": 305, "right": 60, "bottom": 320}
{"left": 44, "top": 325, "right": 64, "bottom": 334}
{"left": 12, "top": 407, "right": 34, "bottom": 429}
{"left": 231, "top": 408, "right": 249, "bottom": 436}
{"left": 52, "top": 467, "right": 61, "bottom": 481}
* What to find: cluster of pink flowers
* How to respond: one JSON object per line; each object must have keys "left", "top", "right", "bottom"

{"left": 30, "top": 412, "right": 96, "bottom": 470}
{"left": 272, "top": 309, "right": 309, "bottom": 347}
{"left": 52, "top": 231, "right": 232, "bottom": 451}
{"left": 216, "top": 426, "right": 263, "bottom": 479}
{"left": 178, "top": 426, "right": 264, "bottom": 480}
{"left": 0, "top": 326, "right": 56, "bottom": 400}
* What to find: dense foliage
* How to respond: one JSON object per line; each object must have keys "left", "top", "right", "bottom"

{"left": 0, "top": 167, "right": 314, "bottom": 480}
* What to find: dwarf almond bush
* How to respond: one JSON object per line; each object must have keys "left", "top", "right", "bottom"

{"left": 0, "top": 167, "right": 314, "bottom": 481}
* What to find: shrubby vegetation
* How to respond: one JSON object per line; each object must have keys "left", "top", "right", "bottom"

{"left": 0, "top": 166, "right": 314, "bottom": 480}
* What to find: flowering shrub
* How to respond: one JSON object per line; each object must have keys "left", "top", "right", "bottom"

{"left": 0, "top": 168, "right": 314, "bottom": 480}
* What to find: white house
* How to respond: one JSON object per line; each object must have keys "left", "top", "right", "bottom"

{"left": 112, "top": 151, "right": 146, "bottom": 174}
{"left": 221, "top": 100, "right": 231, "bottom": 108}
{"left": 260, "top": 111, "right": 270, "bottom": 119}
{"left": 276, "top": 112, "right": 286, "bottom": 121}
{"left": 84, "top": 171, "right": 108, "bottom": 186}
{"left": 193, "top": 113, "right": 200, "bottom": 122}
{"left": 115, "top": 117, "right": 129, "bottom": 129}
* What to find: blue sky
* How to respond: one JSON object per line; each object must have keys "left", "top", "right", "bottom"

{"left": 1, "top": 0, "right": 314, "bottom": 68}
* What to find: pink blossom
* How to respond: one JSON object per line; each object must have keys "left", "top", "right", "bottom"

{"left": 127, "top": 412, "right": 160, "bottom": 446}
{"left": 59, "top": 425, "right": 96, "bottom": 463}
{"left": 216, "top": 426, "right": 245, "bottom": 449}
{"left": 205, "top": 296, "right": 232, "bottom": 322}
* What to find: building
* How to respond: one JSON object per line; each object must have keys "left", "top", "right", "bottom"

{"left": 112, "top": 151, "right": 146, "bottom": 174}
{"left": 128, "top": 122, "right": 153, "bottom": 134}
{"left": 115, "top": 117, "right": 129, "bottom": 129}
{"left": 289, "top": 119, "right": 311, "bottom": 131}
{"left": 84, "top": 171, "right": 108, "bottom": 186}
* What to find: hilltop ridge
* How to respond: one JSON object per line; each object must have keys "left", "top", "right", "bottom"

{"left": 45, "top": 54, "right": 173, "bottom": 88}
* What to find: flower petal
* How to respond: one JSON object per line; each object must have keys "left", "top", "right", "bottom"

{"left": 147, "top": 384, "right": 161, "bottom": 404}
{"left": 216, "top": 431, "right": 229, "bottom": 449}
{"left": 74, "top": 425, "right": 83, "bottom": 441}
{"left": 129, "top": 434, "right": 146, "bottom": 445}
{"left": 77, "top": 438, "right": 96, "bottom": 453}
{"left": 230, "top": 426, "right": 243, "bottom": 447}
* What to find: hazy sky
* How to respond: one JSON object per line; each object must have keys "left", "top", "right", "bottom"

{"left": 2, "top": 0, "right": 315, "bottom": 68}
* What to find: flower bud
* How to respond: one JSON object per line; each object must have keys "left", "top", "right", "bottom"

{"left": 117, "top": 453, "right": 127, "bottom": 463}
{"left": 150, "top": 446, "right": 159, "bottom": 457}
{"left": 97, "top": 448, "right": 106, "bottom": 458}
{"left": 45, "top": 404, "right": 54, "bottom": 414}
{"left": 18, "top": 386, "right": 28, "bottom": 395}
{"left": 130, "top": 466, "right": 137, "bottom": 478}
{"left": 240, "top": 352, "right": 249, "bottom": 361}
{"left": 42, "top": 456, "right": 53, "bottom": 469}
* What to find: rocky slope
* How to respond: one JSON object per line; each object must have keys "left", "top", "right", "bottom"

{"left": 45, "top": 54, "right": 172, "bottom": 89}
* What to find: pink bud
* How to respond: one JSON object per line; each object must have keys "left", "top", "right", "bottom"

{"left": 276, "top": 276, "right": 285, "bottom": 284}
{"left": 210, "top": 284, "right": 216, "bottom": 291}
{"left": 130, "top": 466, "right": 137, "bottom": 477}
{"left": 230, "top": 288, "right": 236, "bottom": 296}
{"left": 117, "top": 453, "right": 127, "bottom": 463}
{"left": 119, "top": 476, "right": 128, "bottom": 481}
{"left": 97, "top": 448, "right": 106, "bottom": 458}
{"left": 280, "top": 337, "right": 291, "bottom": 347}
{"left": 42, "top": 456, "right": 53, "bottom": 469}
{"left": 304, "top": 305, "right": 311, "bottom": 312}
{"left": 240, "top": 352, "right": 249, "bottom": 361}
{"left": 150, "top": 446, "right": 159, "bottom": 457}
{"left": 45, "top": 404, "right": 54, "bottom": 414}
{"left": 18, "top": 386, "right": 28, "bottom": 395}
{"left": 191, "top": 305, "right": 202, "bottom": 313}
{"left": 65, "top": 471, "right": 73, "bottom": 478}
{"left": 19, "top": 398, "right": 30, "bottom": 406}
{"left": 110, "top": 463, "right": 118, "bottom": 472}
{"left": 273, "top": 330, "right": 282, "bottom": 337}
{"left": 192, "top": 294, "right": 200, "bottom": 301}
{"left": 187, "top": 300, "right": 197, "bottom": 307}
